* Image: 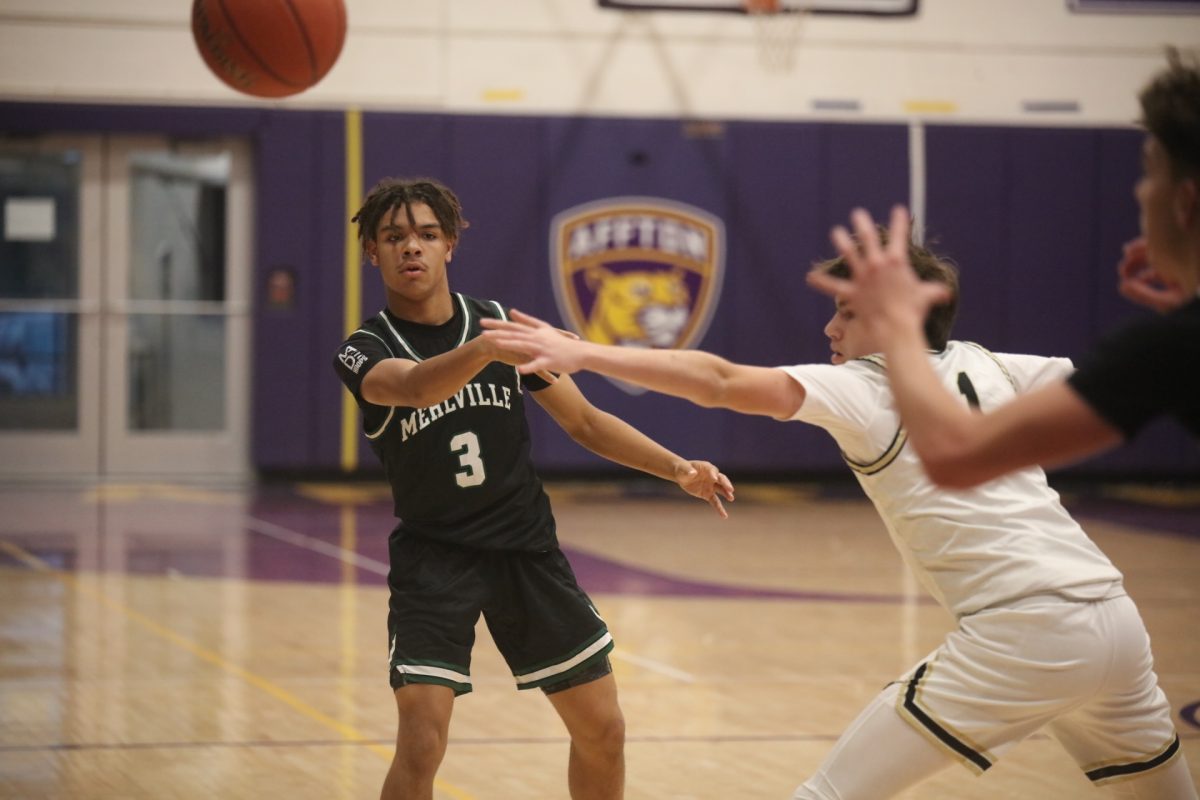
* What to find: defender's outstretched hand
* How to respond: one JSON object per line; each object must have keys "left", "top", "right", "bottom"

{"left": 806, "top": 206, "right": 950, "bottom": 339}
{"left": 1117, "top": 237, "right": 1190, "bottom": 313}
{"left": 482, "top": 310, "right": 587, "bottom": 375}
{"left": 675, "top": 460, "right": 735, "bottom": 518}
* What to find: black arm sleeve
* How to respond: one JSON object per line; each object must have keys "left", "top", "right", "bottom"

{"left": 1067, "top": 299, "right": 1200, "bottom": 439}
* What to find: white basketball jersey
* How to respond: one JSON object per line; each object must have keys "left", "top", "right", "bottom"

{"left": 782, "top": 341, "right": 1122, "bottom": 618}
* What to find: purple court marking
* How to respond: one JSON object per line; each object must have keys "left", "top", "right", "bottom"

{"left": 1183, "top": 701, "right": 1200, "bottom": 731}
{"left": 561, "top": 547, "right": 934, "bottom": 603}
{"left": 1, "top": 483, "right": 1195, "bottom": 604}
{"left": 1063, "top": 496, "right": 1200, "bottom": 541}
{"left": 236, "top": 485, "right": 937, "bottom": 601}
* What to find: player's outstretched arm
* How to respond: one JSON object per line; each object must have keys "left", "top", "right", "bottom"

{"left": 530, "top": 373, "right": 735, "bottom": 517}
{"left": 481, "top": 311, "right": 592, "bottom": 376}
{"left": 482, "top": 311, "right": 805, "bottom": 419}
{"left": 360, "top": 334, "right": 527, "bottom": 409}
{"left": 808, "top": 206, "right": 1123, "bottom": 487}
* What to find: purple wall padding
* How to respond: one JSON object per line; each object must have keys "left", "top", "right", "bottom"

{"left": 925, "top": 124, "right": 1199, "bottom": 476}
{"left": 533, "top": 116, "right": 741, "bottom": 470}
{"left": 717, "top": 121, "right": 913, "bottom": 471}
{"left": 2, "top": 101, "right": 1195, "bottom": 478}
{"left": 253, "top": 110, "right": 345, "bottom": 469}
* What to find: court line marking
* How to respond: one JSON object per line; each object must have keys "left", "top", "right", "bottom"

{"left": 611, "top": 650, "right": 696, "bottom": 683}
{"left": 245, "top": 517, "right": 700, "bottom": 683}
{"left": 244, "top": 516, "right": 390, "bottom": 575}
{"left": 0, "top": 539, "right": 474, "bottom": 800}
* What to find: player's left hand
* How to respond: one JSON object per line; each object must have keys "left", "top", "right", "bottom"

{"left": 1116, "top": 236, "right": 1189, "bottom": 313}
{"left": 675, "top": 460, "right": 735, "bottom": 518}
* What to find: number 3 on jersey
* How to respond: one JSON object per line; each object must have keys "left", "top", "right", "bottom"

{"left": 450, "top": 431, "right": 486, "bottom": 488}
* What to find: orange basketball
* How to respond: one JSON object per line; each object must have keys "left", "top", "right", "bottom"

{"left": 191, "top": 0, "right": 347, "bottom": 98}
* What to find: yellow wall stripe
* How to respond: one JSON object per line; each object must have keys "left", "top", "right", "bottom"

{"left": 341, "top": 108, "right": 364, "bottom": 472}
{"left": 903, "top": 99, "right": 958, "bottom": 114}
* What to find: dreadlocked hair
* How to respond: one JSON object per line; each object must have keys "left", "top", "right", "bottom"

{"left": 351, "top": 177, "right": 470, "bottom": 254}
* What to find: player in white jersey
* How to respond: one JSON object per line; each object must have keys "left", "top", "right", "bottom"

{"left": 805, "top": 51, "right": 1200, "bottom": 487}
{"left": 791, "top": 342, "right": 1121, "bottom": 619}
{"left": 481, "top": 235, "right": 1196, "bottom": 799}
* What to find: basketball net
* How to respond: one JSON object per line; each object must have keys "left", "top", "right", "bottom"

{"left": 744, "top": 0, "right": 807, "bottom": 73}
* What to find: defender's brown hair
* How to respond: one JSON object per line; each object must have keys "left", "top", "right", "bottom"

{"left": 1139, "top": 48, "right": 1200, "bottom": 179}
{"left": 813, "top": 226, "right": 960, "bottom": 351}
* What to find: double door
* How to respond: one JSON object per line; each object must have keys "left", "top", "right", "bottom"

{"left": 0, "top": 136, "right": 252, "bottom": 481}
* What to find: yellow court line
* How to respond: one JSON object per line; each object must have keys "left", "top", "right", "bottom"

{"left": 0, "top": 539, "right": 46, "bottom": 570}
{"left": 2, "top": 539, "right": 475, "bottom": 800}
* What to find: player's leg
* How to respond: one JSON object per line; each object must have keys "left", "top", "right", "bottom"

{"left": 381, "top": 534, "right": 484, "bottom": 800}
{"left": 797, "top": 596, "right": 1127, "bottom": 799}
{"left": 545, "top": 667, "right": 626, "bottom": 800}
{"left": 1048, "top": 595, "right": 1199, "bottom": 800}
{"left": 792, "top": 681, "right": 958, "bottom": 800}
{"left": 381, "top": 684, "right": 456, "bottom": 800}
{"left": 484, "top": 547, "right": 621, "bottom": 798}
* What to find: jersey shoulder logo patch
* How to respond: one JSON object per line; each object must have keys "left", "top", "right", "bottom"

{"left": 339, "top": 344, "right": 368, "bottom": 374}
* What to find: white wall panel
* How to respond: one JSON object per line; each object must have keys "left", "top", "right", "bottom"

{"left": 0, "top": 0, "right": 1195, "bottom": 123}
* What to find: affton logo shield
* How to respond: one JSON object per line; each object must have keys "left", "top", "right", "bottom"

{"left": 549, "top": 197, "right": 725, "bottom": 391}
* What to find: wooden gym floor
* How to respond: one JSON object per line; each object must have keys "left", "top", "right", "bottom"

{"left": 0, "top": 479, "right": 1197, "bottom": 799}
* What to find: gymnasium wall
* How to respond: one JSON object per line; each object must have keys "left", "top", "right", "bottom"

{"left": 1, "top": 0, "right": 1196, "bottom": 125}
{"left": 0, "top": 1, "right": 1198, "bottom": 477}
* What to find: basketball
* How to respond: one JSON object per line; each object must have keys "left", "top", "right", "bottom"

{"left": 191, "top": 0, "right": 347, "bottom": 98}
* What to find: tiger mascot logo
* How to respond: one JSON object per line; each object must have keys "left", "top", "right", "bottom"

{"left": 549, "top": 197, "right": 725, "bottom": 392}
{"left": 582, "top": 265, "right": 690, "bottom": 347}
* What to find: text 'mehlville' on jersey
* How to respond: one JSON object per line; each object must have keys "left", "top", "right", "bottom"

{"left": 781, "top": 341, "right": 1123, "bottom": 619}
{"left": 333, "top": 293, "right": 554, "bottom": 551}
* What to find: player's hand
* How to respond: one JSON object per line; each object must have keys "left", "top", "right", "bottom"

{"left": 1116, "top": 237, "right": 1189, "bottom": 313}
{"left": 674, "top": 460, "right": 735, "bottom": 519}
{"left": 481, "top": 310, "right": 587, "bottom": 376}
{"left": 806, "top": 206, "right": 949, "bottom": 338}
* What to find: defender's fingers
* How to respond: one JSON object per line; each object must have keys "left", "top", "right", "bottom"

{"left": 555, "top": 328, "right": 581, "bottom": 340}
{"left": 509, "top": 309, "right": 549, "bottom": 328}
{"left": 534, "top": 369, "right": 558, "bottom": 384}
{"left": 1116, "top": 239, "right": 1149, "bottom": 279}
{"left": 481, "top": 330, "right": 520, "bottom": 348}
{"left": 887, "top": 205, "right": 910, "bottom": 259}
{"left": 806, "top": 269, "right": 849, "bottom": 298}
{"left": 829, "top": 225, "right": 861, "bottom": 270}
{"left": 709, "top": 494, "right": 728, "bottom": 519}
{"left": 923, "top": 282, "right": 953, "bottom": 306}
{"left": 487, "top": 330, "right": 542, "bottom": 350}
{"left": 1121, "top": 237, "right": 1146, "bottom": 257}
{"left": 850, "top": 208, "right": 883, "bottom": 258}
{"left": 480, "top": 317, "right": 513, "bottom": 330}
{"left": 482, "top": 320, "right": 534, "bottom": 336}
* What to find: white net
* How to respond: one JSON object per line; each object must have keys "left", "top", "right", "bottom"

{"left": 746, "top": 3, "right": 807, "bottom": 73}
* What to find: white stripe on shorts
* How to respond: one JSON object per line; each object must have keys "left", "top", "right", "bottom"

{"left": 513, "top": 631, "right": 614, "bottom": 686}
{"left": 394, "top": 662, "right": 472, "bottom": 687}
